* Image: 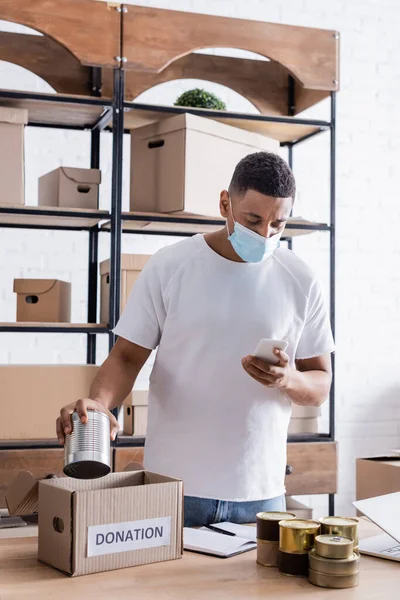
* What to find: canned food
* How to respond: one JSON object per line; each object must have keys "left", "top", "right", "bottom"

{"left": 319, "top": 517, "right": 359, "bottom": 550}
{"left": 256, "top": 511, "right": 296, "bottom": 542}
{"left": 309, "top": 549, "right": 360, "bottom": 576}
{"left": 257, "top": 540, "right": 279, "bottom": 567}
{"left": 63, "top": 411, "right": 111, "bottom": 479}
{"left": 279, "top": 519, "right": 320, "bottom": 554}
{"left": 309, "top": 568, "right": 359, "bottom": 589}
{"left": 315, "top": 534, "right": 354, "bottom": 559}
{"left": 278, "top": 549, "right": 309, "bottom": 577}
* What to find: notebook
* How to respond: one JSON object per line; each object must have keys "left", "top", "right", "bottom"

{"left": 183, "top": 522, "right": 257, "bottom": 558}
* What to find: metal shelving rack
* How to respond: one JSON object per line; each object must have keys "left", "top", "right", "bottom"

{"left": 0, "top": 2, "right": 338, "bottom": 512}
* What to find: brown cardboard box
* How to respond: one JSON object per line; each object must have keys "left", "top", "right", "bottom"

{"left": 0, "top": 107, "right": 27, "bottom": 205}
{"left": 38, "top": 470, "right": 183, "bottom": 576}
{"left": 5, "top": 471, "right": 39, "bottom": 516}
{"left": 285, "top": 497, "right": 313, "bottom": 519}
{"left": 0, "top": 365, "right": 98, "bottom": 439}
{"left": 38, "top": 167, "right": 101, "bottom": 210}
{"left": 356, "top": 456, "right": 400, "bottom": 501}
{"left": 100, "top": 254, "right": 150, "bottom": 324}
{"left": 130, "top": 113, "right": 279, "bottom": 215}
{"left": 123, "top": 391, "right": 149, "bottom": 436}
{"left": 288, "top": 417, "right": 319, "bottom": 435}
{"left": 13, "top": 279, "right": 71, "bottom": 323}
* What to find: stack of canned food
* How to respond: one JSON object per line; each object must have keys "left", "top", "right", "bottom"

{"left": 256, "top": 511, "right": 296, "bottom": 567}
{"left": 309, "top": 517, "right": 360, "bottom": 589}
{"left": 256, "top": 513, "right": 360, "bottom": 589}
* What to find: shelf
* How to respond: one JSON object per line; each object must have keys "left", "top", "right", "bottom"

{"left": 0, "top": 206, "right": 110, "bottom": 230}
{"left": 0, "top": 323, "right": 109, "bottom": 333}
{"left": 123, "top": 102, "right": 330, "bottom": 144}
{"left": 102, "top": 212, "right": 329, "bottom": 238}
{"left": 116, "top": 435, "right": 146, "bottom": 447}
{"left": 0, "top": 90, "right": 112, "bottom": 130}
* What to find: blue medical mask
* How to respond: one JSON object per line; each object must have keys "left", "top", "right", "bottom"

{"left": 227, "top": 201, "right": 281, "bottom": 263}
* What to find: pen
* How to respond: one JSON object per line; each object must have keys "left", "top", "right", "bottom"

{"left": 205, "top": 525, "right": 236, "bottom": 537}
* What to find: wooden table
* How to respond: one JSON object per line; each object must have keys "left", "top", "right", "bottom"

{"left": 0, "top": 520, "right": 397, "bottom": 599}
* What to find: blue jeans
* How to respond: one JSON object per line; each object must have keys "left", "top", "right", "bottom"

{"left": 184, "top": 495, "right": 286, "bottom": 528}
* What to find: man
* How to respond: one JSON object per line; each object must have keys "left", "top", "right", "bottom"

{"left": 57, "top": 152, "right": 334, "bottom": 527}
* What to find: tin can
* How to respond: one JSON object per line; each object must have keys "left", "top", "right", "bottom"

{"left": 309, "top": 549, "right": 360, "bottom": 576}
{"left": 315, "top": 535, "right": 354, "bottom": 559}
{"left": 319, "top": 517, "right": 359, "bottom": 550}
{"left": 256, "top": 511, "right": 296, "bottom": 542}
{"left": 279, "top": 519, "right": 321, "bottom": 554}
{"left": 278, "top": 550, "right": 310, "bottom": 577}
{"left": 63, "top": 411, "right": 111, "bottom": 479}
{"left": 257, "top": 540, "right": 279, "bottom": 567}
{"left": 309, "top": 568, "right": 359, "bottom": 589}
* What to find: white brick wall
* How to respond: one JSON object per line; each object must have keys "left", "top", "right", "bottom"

{"left": 1, "top": 0, "right": 400, "bottom": 516}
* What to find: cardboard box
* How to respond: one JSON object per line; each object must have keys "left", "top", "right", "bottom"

{"left": 38, "top": 470, "right": 183, "bottom": 576}
{"left": 0, "top": 107, "right": 27, "bottom": 205}
{"left": 130, "top": 113, "right": 279, "bottom": 215}
{"left": 0, "top": 365, "right": 99, "bottom": 439}
{"left": 356, "top": 456, "right": 400, "bottom": 501}
{"left": 13, "top": 279, "right": 71, "bottom": 323}
{"left": 100, "top": 254, "right": 150, "bottom": 325}
{"left": 291, "top": 405, "right": 321, "bottom": 418}
{"left": 123, "top": 391, "right": 148, "bottom": 436}
{"left": 38, "top": 167, "right": 101, "bottom": 210}
{"left": 5, "top": 471, "right": 40, "bottom": 516}
{"left": 285, "top": 497, "right": 313, "bottom": 519}
{"left": 288, "top": 417, "right": 319, "bottom": 435}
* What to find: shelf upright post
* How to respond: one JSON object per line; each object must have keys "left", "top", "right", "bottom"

{"left": 328, "top": 91, "right": 337, "bottom": 516}
{"left": 108, "top": 67, "right": 124, "bottom": 351}
{"left": 287, "top": 76, "right": 295, "bottom": 252}
{"left": 87, "top": 67, "right": 102, "bottom": 365}
{"left": 287, "top": 143, "right": 294, "bottom": 251}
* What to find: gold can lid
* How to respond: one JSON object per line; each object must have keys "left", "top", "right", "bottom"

{"left": 280, "top": 519, "right": 320, "bottom": 530}
{"left": 257, "top": 512, "right": 296, "bottom": 521}
{"left": 316, "top": 535, "right": 353, "bottom": 547}
{"left": 319, "top": 517, "right": 358, "bottom": 526}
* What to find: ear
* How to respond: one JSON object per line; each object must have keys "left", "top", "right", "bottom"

{"left": 220, "top": 190, "right": 230, "bottom": 218}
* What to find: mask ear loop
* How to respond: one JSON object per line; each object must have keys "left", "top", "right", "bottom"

{"left": 226, "top": 194, "right": 236, "bottom": 237}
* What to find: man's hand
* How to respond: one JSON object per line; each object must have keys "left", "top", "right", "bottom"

{"left": 56, "top": 399, "right": 120, "bottom": 446}
{"left": 241, "top": 348, "right": 292, "bottom": 389}
{"left": 242, "top": 350, "right": 332, "bottom": 407}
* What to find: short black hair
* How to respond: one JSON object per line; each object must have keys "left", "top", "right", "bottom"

{"left": 229, "top": 151, "right": 296, "bottom": 199}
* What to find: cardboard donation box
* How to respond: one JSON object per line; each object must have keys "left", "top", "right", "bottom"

{"left": 13, "top": 279, "right": 71, "bottom": 322}
{"left": 288, "top": 405, "right": 320, "bottom": 435}
{"left": 0, "top": 106, "right": 27, "bottom": 205}
{"left": 123, "top": 391, "right": 149, "bottom": 435}
{"left": 38, "top": 471, "right": 183, "bottom": 576}
{"left": 0, "top": 364, "right": 99, "bottom": 439}
{"left": 130, "top": 113, "right": 279, "bottom": 215}
{"left": 39, "top": 167, "right": 101, "bottom": 209}
{"left": 100, "top": 254, "right": 150, "bottom": 324}
{"left": 356, "top": 456, "right": 400, "bottom": 501}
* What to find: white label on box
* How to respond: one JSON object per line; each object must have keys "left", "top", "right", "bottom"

{"left": 87, "top": 516, "right": 172, "bottom": 557}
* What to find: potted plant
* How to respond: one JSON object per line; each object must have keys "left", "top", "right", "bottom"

{"left": 174, "top": 88, "right": 227, "bottom": 110}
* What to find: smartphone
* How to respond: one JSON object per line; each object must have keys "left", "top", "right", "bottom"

{"left": 253, "top": 338, "right": 289, "bottom": 365}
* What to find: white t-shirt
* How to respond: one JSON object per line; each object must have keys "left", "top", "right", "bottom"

{"left": 114, "top": 235, "right": 334, "bottom": 501}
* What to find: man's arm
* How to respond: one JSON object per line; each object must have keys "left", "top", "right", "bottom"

{"left": 88, "top": 338, "right": 151, "bottom": 410}
{"left": 56, "top": 338, "right": 151, "bottom": 444}
{"left": 242, "top": 349, "right": 332, "bottom": 407}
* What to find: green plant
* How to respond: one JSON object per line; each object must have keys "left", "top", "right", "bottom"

{"left": 174, "top": 88, "right": 227, "bottom": 111}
